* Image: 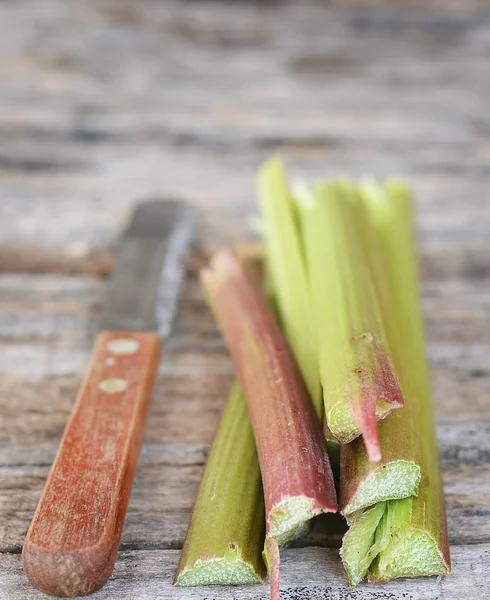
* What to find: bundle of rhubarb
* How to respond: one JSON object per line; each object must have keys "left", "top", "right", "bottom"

{"left": 175, "top": 158, "right": 450, "bottom": 598}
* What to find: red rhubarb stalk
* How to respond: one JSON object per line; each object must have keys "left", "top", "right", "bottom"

{"left": 201, "top": 250, "right": 337, "bottom": 600}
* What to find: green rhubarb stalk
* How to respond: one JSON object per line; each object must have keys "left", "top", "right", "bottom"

{"left": 174, "top": 381, "right": 266, "bottom": 586}
{"left": 366, "top": 180, "right": 450, "bottom": 582}
{"left": 201, "top": 250, "right": 337, "bottom": 600}
{"left": 340, "top": 181, "right": 450, "bottom": 585}
{"left": 293, "top": 181, "right": 404, "bottom": 461}
{"left": 258, "top": 158, "right": 322, "bottom": 420}
{"left": 339, "top": 182, "right": 421, "bottom": 516}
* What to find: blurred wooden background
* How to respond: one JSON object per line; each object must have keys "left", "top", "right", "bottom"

{"left": 0, "top": 1, "right": 489, "bottom": 598}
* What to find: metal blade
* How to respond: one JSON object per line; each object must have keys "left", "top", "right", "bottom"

{"left": 99, "top": 199, "right": 196, "bottom": 337}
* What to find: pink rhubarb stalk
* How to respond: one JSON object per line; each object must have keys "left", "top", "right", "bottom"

{"left": 201, "top": 250, "right": 337, "bottom": 600}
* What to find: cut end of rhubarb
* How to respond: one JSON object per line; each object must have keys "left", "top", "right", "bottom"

{"left": 368, "top": 529, "right": 451, "bottom": 582}
{"left": 263, "top": 495, "right": 337, "bottom": 600}
{"left": 341, "top": 460, "right": 421, "bottom": 516}
{"left": 340, "top": 502, "right": 387, "bottom": 587}
{"left": 202, "top": 248, "right": 243, "bottom": 283}
{"left": 175, "top": 545, "right": 266, "bottom": 586}
{"left": 328, "top": 398, "right": 398, "bottom": 449}
{"left": 341, "top": 498, "right": 450, "bottom": 587}
{"left": 268, "top": 496, "right": 334, "bottom": 547}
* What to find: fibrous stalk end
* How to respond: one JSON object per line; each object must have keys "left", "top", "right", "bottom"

{"left": 341, "top": 460, "right": 421, "bottom": 516}
{"left": 175, "top": 544, "right": 266, "bottom": 586}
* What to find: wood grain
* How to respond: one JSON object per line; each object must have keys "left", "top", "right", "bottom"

{"left": 2, "top": 546, "right": 490, "bottom": 600}
{"left": 1, "top": 0, "right": 490, "bottom": 598}
{"left": 22, "top": 332, "right": 161, "bottom": 597}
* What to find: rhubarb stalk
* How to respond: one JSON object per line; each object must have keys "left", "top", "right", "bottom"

{"left": 340, "top": 181, "right": 450, "bottom": 585}
{"left": 339, "top": 183, "right": 421, "bottom": 516}
{"left": 292, "top": 180, "right": 404, "bottom": 461}
{"left": 201, "top": 250, "right": 337, "bottom": 600}
{"left": 258, "top": 158, "right": 322, "bottom": 420}
{"left": 174, "top": 381, "right": 266, "bottom": 586}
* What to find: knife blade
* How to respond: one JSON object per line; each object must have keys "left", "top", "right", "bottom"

{"left": 22, "top": 200, "right": 196, "bottom": 598}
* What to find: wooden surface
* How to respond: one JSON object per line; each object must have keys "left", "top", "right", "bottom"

{"left": 0, "top": 1, "right": 489, "bottom": 599}
{"left": 23, "top": 332, "right": 161, "bottom": 597}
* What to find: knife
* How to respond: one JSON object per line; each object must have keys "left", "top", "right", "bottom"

{"left": 22, "top": 200, "right": 195, "bottom": 598}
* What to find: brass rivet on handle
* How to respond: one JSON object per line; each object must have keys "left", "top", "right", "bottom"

{"left": 107, "top": 338, "right": 141, "bottom": 356}
{"left": 98, "top": 378, "right": 128, "bottom": 394}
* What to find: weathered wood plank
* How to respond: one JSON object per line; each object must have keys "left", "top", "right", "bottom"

{"left": 0, "top": 1, "right": 489, "bottom": 255}
{"left": 1, "top": 545, "right": 489, "bottom": 600}
{"left": 0, "top": 246, "right": 112, "bottom": 277}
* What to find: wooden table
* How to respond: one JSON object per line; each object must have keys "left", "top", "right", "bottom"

{"left": 1, "top": 1, "right": 489, "bottom": 598}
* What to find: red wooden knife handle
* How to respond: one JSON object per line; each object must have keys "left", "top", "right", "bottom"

{"left": 22, "top": 331, "right": 161, "bottom": 597}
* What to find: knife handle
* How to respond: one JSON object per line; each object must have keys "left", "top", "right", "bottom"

{"left": 22, "top": 331, "right": 161, "bottom": 598}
